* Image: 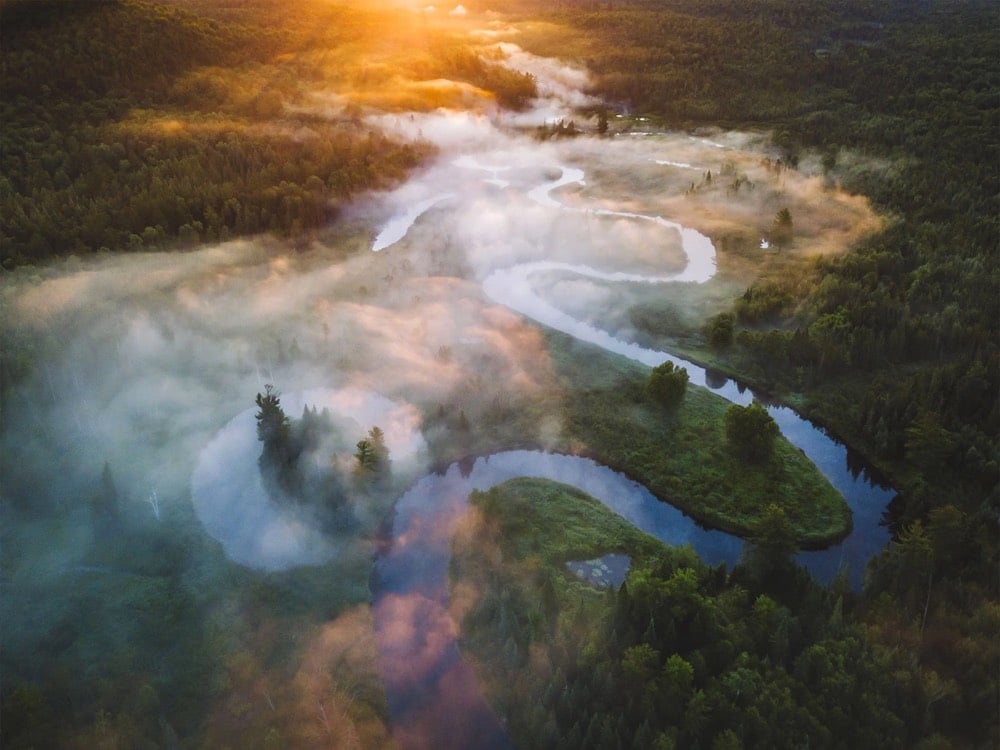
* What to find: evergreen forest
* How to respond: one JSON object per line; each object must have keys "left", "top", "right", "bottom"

{"left": 1, "top": 0, "right": 996, "bottom": 747}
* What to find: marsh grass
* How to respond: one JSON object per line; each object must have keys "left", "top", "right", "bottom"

{"left": 545, "top": 331, "right": 851, "bottom": 545}
{"left": 422, "top": 324, "right": 849, "bottom": 544}
{"left": 472, "top": 478, "right": 668, "bottom": 567}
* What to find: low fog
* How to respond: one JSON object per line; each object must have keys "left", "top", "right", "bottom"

{"left": 0, "top": 22, "right": 894, "bottom": 748}
{"left": 1, "top": 39, "right": 880, "bottom": 578}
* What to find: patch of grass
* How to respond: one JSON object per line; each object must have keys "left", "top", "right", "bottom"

{"left": 470, "top": 477, "right": 668, "bottom": 566}
{"left": 545, "top": 331, "right": 851, "bottom": 546}
{"left": 420, "top": 324, "right": 849, "bottom": 545}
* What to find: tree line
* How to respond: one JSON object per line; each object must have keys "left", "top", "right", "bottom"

{"left": 491, "top": 0, "right": 999, "bottom": 744}
{"left": 0, "top": 0, "right": 537, "bottom": 266}
{"left": 453, "top": 478, "right": 955, "bottom": 750}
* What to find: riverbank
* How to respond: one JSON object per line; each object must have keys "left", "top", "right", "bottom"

{"left": 449, "top": 476, "right": 665, "bottom": 748}
{"left": 543, "top": 330, "right": 851, "bottom": 547}
{"left": 418, "top": 323, "right": 852, "bottom": 547}
{"left": 628, "top": 329, "right": 900, "bottom": 483}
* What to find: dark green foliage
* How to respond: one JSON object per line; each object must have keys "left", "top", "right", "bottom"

{"left": 0, "top": 0, "right": 428, "bottom": 264}
{"left": 368, "top": 426, "right": 389, "bottom": 469}
{"left": 646, "top": 360, "right": 689, "bottom": 408}
{"left": 706, "top": 312, "right": 735, "bottom": 348}
{"left": 515, "top": 0, "right": 1000, "bottom": 515}
{"left": 355, "top": 426, "right": 390, "bottom": 477}
{"left": 253, "top": 386, "right": 353, "bottom": 528}
{"left": 255, "top": 384, "right": 304, "bottom": 498}
{"left": 0, "top": 491, "right": 379, "bottom": 749}
{"left": 452, "top": 479, "right": 916, "bottom": 750}
{"left": 254, "top": 384, "right": 290, "bottom": 455}
{"left": 509, "top": 3, "right": 999, "bottom": 743}
{"left": 734, "top": 281, "right": 794, "bottom": 325}
{"left": 546, "top": 332, "right": 849, "bottom": 544}
{"left": 354, "top": 439, "right": 376, "bottom": 471}
{"left": 725, "top": 402, "right": 779, "bottom": 463}
{"left": 743, "top": 502, "right": 800, "bottom": 582}
{"left": 432, "top": 45, "right": 537, "bottom": 110}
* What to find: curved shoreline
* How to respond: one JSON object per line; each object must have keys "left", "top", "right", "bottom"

{"left": 372, "top": 192, "right": 455, "bottom": 252}
{"left": 371, "top": 449, "right": 748, "bottom": 750}
{"left": 364, "top": 90, "right": 894, "bottom": 750}
{"left": 627, "top": 338, "right": 897, "bottom": 491}
{"left": 423, "top": 434, "right": 851, "bottom": 549}
{"left": 561, "top": 444, "right": 854, "bottom": 550}
{"left": 370, "top": 149, "right": 892, "bottom": 586}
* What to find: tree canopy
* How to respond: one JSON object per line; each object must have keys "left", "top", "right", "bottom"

{"left": 647, "top": 360, "right": 689, "bottom": 408}
{"left": 725, "top": 402, "right": 779, "bottom": 463}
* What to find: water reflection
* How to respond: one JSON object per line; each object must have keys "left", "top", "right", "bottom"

{"left": 373, "top": 447, "right": 897, "bottom": 748}
{"left": 846, "top": 443, "right": 892, "bottom": 489}
{"left": 704, "top": 367, "right": 729, "bottom": 390}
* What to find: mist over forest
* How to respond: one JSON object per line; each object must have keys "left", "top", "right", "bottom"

{"left": 1, "top": 0, "right": 996, "bottom": 748}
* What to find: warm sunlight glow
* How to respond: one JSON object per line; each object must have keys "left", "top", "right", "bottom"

{"left": 4, "top": 0, "right": 992, "bottom": 746}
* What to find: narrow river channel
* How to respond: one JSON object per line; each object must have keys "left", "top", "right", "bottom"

{"left": 372, "top": 75, "right": 893, "bottom": 748}
{"left": 369, "top": 145, "right": 894, "bottom": 747}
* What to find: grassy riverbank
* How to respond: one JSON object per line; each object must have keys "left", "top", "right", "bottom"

{"left": 544, "top": 331, "right": 851, "bottom": 547}
{"left": 467, "top": 477, "right": 669, "bottom": 566}
{"left": 422, "top": 326, "right": 851, "bottom": 545}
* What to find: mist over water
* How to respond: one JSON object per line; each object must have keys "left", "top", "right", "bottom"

{"left": 357, "top": 43, "right": 891, "bottom": 749}
{"left": 0, "top": 33, "right": 889, "bottom": 750}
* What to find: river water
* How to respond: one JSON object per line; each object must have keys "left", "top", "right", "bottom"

{"left": 172, "top": 40, "right": 896, "bottom": 749}
{"left": 365, "top": 47, "right": 894, "bottom": 748}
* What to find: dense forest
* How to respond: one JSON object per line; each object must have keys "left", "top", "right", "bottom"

{"left": 453, "top": 478, "right": 957, "bottom": 749}
{"left": 480, "top": 0, "right": 1000, "bottom": 745}
{"left": 0, "top": 0, "right": 534, "bottom": 265}
{"left": 503, "top": 0, "right": 998, "bottom": 507}
{"left": 1, "top": 0, "right": 997, "bottom": 746}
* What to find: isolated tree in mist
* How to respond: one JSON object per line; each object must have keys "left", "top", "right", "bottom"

{"left": 368, "top": 426, "right": 389, "bottom": 465}
{"left": 647, "top": 361, "right": 689, "bottom": 408}
{"left": 706, "top": 312, "right": 735, "bottom": 348}
{"left": 770, "top": 207, "right": 794, "bottom": 248}
{"left": 255, "top": 384, "right": 292, "bottom": 466}
{"left": 355, "top": 426, "right": 390, "bottom": 476}
{"left": 355, "top": 439, "right": 376, "bottom": 472}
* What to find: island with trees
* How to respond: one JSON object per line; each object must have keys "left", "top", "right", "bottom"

{"left": 253, "top": 384, "right": 390, "bottom": 530}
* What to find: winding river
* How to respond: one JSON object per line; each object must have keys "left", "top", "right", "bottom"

{"left": 181, "top": 118, "right": 895, "bottom": 750}
{"left": 369, "top": 153, "right": 894, "bottom": 748}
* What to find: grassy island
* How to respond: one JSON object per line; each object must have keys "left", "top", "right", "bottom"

{"left": 545, "top": 332, "right": 851, "bottom": 547}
